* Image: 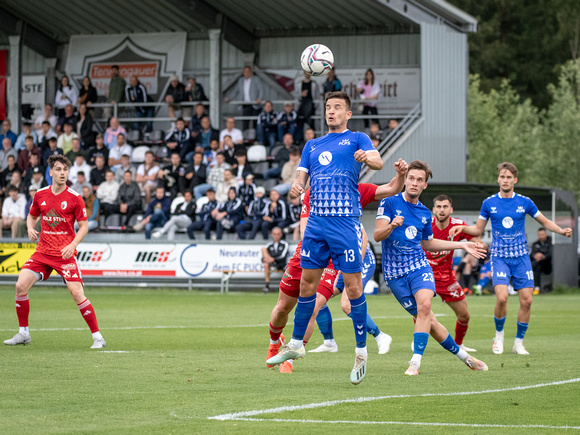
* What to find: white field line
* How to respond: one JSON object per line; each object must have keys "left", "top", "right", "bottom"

{"left": 208, "top": 378, "right": 580, "bottom": 422}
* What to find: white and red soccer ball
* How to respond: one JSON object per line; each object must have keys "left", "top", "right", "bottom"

{"left": 300, "top": 44, "right": 334, "bottom": 77}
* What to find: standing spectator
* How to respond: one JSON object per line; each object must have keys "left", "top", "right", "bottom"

{"left": 530, "top": 228, "right": 553, "bottom": 294}
{"left": 215, "top": 187, "right": 244, "bottom": 240}
{"left": 261, "top": 227, "right": 289, "bottom": 293}
{"left": 0, "top": 137, "right": 17, "bottom": 170}
{"left": 78, "top": 76, "right": 98, "bottom": 108}
{"left": 187, "top": 187, "right": 219, "bottom": 240}
{"left": 56, "top": 104, "right": 78, "bottom": 134}
{"left": 256, "top": 100, "right": 278, "bottom": 151}
{"left": 55, "top": 75, "right": 78, "bottom": 116}
{"left": 186, "top": 77, "right": 207, "bottom": 103}
{"left": 165, "top": 75, "right": 188, "bottom": 121}
{"left": 65, "top": 138, "right": 86, "bottom": 163}
{"left": 152, "top": 190, "right": 196, "bottom": 240}
{"left": 164, "top": 117, "right": 192, "bottom": 161}
{"left": 357, "top": 68, "right": 380, "bottom": 128}
{"left": 125, "top": 75, "right": 154, "bottom": 133}
{"left": 236, "top": 186, "right": 269, "bottom": 240}
{"left": 17, "top": 136, "right": 41, "bottom": 173}
{"left": 69, "top": 155, "right": 92, "bottom": 185}
{"left": 37, "top": 121, "right": 58, "bottom": 152}
{"left": 1, "top": 186, "right": 26, "bottom": 238}
{"left": 34, "top": 104, "right": 58, "bottom": 136}
{"left": 296, "top": 72, "right": 319, "bottom": 137}
{"left": 89, "top": 155, "right": 108, "bottom": 191}
{"left": 104, "top": 117, "right": 127, "bottom": 150}
{"left": 79, "top": 186, "right": 99, "bottom": 231}
{"left": 57, "top": 122, "right": 78, "bottom": 155}
{"left": 108, "top": 133, "right": 132, "bottom": 173}
{"left": 194, "top": 116, "right": 219, "bottom": 152}
{"left": 322, "top": 68, "right": 342, "bottom": 95}
{"left": 86, "top": 134, "right": 109, "bottom": 166}
{"left": 14, "top": 122, "right": 38, "bottom": 151}
{"left": 70, "top": 171, "right": 90, "bottom": 195}
{"left": 105, "top": 65, "right": 126, "bottom": 120}
{"left": 231, "top": 150, "right": 253, "bottom": 185}
{"left": 109, "top": 170, "right": 142, "bottom": 227}
{"left": 262, "top": 189, "right": 289, "bottom": 236}
{"left": 189, "top": 103, "right": 208, "bottom": 139}
{"left": 136, "top": 150, "right": 160, "bottom": 203}
{"left": 184, "top": 151, "right": 207, "bottom": 192}
{"left": 276, "top": 102, "right": 298, "bottom": 143}
{"left": 157, "top": 152, "right": 186, "bottom": 199}
{"left": 114, "top": 154, "right": 136, "bottom": 184}
{"left": 219, "top": 117, "right": 244, "bottom": 148}
{"left": 0, "top": 119, "right": 17, "bottom": 146}
{"left": 263, "top": 133, "right": 294, "bottom": 181}
{"left": 272, "top": 146, "right": 300, "bottom": 196}
{"left": 134, "top": 186, "right": 171, "bottom": 239}
{"left": 215, "top": 169, "right": 238, "bottom": 203}
{"left": 96, "top": 170, "right": 120, "bottom": 214}
{"left": 237, "top": 174, "right": 256, "bottom": 207}
{"left": 225, "top": 66, "right": 264, "bottom": 131}
{"left": 77, "top": 103, "right": 95, "bottom": 149}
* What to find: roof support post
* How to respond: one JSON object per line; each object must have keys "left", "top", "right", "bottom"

{"left": 8, "top": 35, "right": 22, "bottom": 131}
{"left": 208, "top": 28, "right": 222, "bottom": 131}
{"left": 46, "top": 58, "right": 57, "bottom": 106}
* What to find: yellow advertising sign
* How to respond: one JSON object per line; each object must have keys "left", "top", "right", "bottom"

{"left": 0, "top": 243, "right": 38, "bottom": 275}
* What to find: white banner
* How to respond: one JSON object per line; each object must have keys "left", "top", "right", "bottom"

{"left": 21, "top": 75, "right": 46, "bottom": 119}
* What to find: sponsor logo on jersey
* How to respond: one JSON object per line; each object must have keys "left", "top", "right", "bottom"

{"left": 377, "top": 207, "right": 384, "bottom": 215}
{"left": 61, "top": 201, "right": 68, "bottom": 210}
{"left": 43, "top": 208, "right": 66, "bottom": 228}
{"left": 405, "top": 226, "right": 418, "bottom": 239}
{"left": 338, "top": 138, "right": 351, "bottom": 146}
{"left": 502, "top": 216, "right": 514, "bottom": 229}
{"left": 491, "top": 207, "right": 497, "bottom": 213}
{"left": 62, "top": 263, "right": 76, "bottom": 270}
{"left": 62, "top": 270, "right": 71, "bottom": 278}
{"left": 318, "top": 151, "right": 333, "bottom": 166}
{"left": 516, "top": 206, "right": 526, "bottom": 213}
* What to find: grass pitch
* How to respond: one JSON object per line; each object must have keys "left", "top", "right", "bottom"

{"left": 0, "top": 285, "right": 579, "bottom": 434}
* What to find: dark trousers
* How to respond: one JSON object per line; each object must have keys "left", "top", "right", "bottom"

{"left": 531, "top": 259, "right": 552, "bottom": 288}
{"left": 236, "top": 220, "right": 266, "bottom": 240}
{"left": 102, "top": 203, "right": 141, "bottom": 226}
{"left": 242, "top": 105, "right": 259, "bottom": 132}
{"left": 187, "top": 219, "right": 216, "bottom": 240}
{"left": 362, "top": 105, "right": 379, "bottom": 128}
{"left": 261, "top": 218, "right": 289, "bottom": 238}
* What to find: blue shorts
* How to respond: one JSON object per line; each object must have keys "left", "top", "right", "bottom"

{"left": 386, "top": 266, "right": 436, "bottom": 316}
{"left": 335, "top": 247, "right": 375, "bottom": 292}
{"left": 301, "top": 215, "right": 363, "bottom": 273}
{"left": 491, "top": 255, "right": 534, "bottom": 290}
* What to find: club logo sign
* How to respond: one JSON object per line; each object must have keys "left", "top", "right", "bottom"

{"left": 319, "top": 151, "right": 333, "bottom": 166}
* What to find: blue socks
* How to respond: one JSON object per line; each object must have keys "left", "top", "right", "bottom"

{"left": 349, "top": 295, "right": 367, "bottom": 349}
{"left": 291, "top": 294, "right": 316, "bottom": 341}
{"left": 494, "top": 316, "right": 506, "bottom": 333}
{"left": 439, "top": 333, "right": 460, "bottom": 355}
{"left": 315, "top": 304, "right": 334, "bottom": 340}
{"left": 347, "top": 312, "right": 380, "bottom": 337}
{"left": 516, "top": 321, "right": 529, "bottom": 340}
{"left": 413, "top": 332, "right": 429, "bottom": 355}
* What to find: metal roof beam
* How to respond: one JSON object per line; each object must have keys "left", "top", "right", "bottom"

{"left": 0, "top": 6, "right": 58, "bottom": 58}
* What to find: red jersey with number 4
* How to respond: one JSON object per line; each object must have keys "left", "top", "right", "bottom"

{"left": 426, "top": 217, "right": 473, "bottom": 283}
{"left": 29, "top": 186, "right": 87, "bottom": 257}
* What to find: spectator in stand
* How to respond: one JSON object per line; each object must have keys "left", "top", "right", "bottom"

{"left": 8, "top": 170, "right": 26, "bottom": 195}
{"left": 108, "top": 170, "right": 142, "bottom": 227}
{"left": 195, "top": 116, "right": 219, "bottom": 152}
{"left": 157, "top": 152, "right": 186, "bottom": 199}
{"left": 384, "top": 118, "right": 399, "bottom": 136}
{"left": 78, "top": 76, "right": 98, "bottom": 108}
{"left": 96, "top": 170, "right": 120, "bottom": 215}
{"left": 89, "top": 155, "right": 108, "bottom": 191}
{"left": 77, "top": 102, "right": 95, "bottom": 149}
{"left": 276, "top": 102, "right": 298, "bottom": 143}
{"left": 1, "top": 137, "right": 17, "bottom": 170}
{"left": 263, "top": 133, "right": 293, "bottom": 181}
{"left": 37, "top": 121, "right": 58, "bottom": 152}
{"left": 296, "top": 72, "right": 319, "bottom": 137}
{"left": 187, "top": 187, "right": 219, "bottom": 240}
{"left": 55, "top": 75, "right": 78, "bottom": 116}
{"left": 86, "top": 134, "right": 109, "bottom": 167}
{"left": 357, "top": 68, "right": 381, "bottom": 128}
{"left": 365, "top": 120, "right": 385, "bottom": 142}
{"left": 300, "top": 127, "right": 315, "bottom": 149}
{"left": 71, "top": 171, "right": 90, "bottom": 195}
{"left": 205, "top": 139, "right": 221, "bottom": 168}
{"left": 236, "top": 186, "right": 269, "bottom": 240}
{"left": 57, "top": 122, "right": 78, "bottom": 155}
{"left": 219, "top": 117, "right": 244, "bottom": 148}
{"left": 34, "top": 104, "right": 58, "bottom": 136}
{"left": 108, "top": 133, "right": 132, "bottom": 173}
{"left": 1, "top": 155, "right": 18, "bottom": 197}
{"left": 189, "top": 103, "right": 208, "bottom": 140}
{"left": 262, "top": 189, "right": 288, "bottom": 235}
{"left": 15, "top": 122, "right": 38, "bottom": 151}
{"left": 69, "top": 155, "right": 92, "bottom": 185}
{"left": 25, "top": 166, "right": 47, "bottom": 195}
{"left": 256, "top": 100, "right": 278, "bottom": 152}
{"left": 186, "top": 76, "right": 207, "bottom": 104}
{"left": 261, "top": 226, "right": 289, "bottom": 293}
{"left": 23, "top": 153, "right": 43, "bottom": 185}
{"left": 1, "top": 186, "right": 26, "bottom": 238}
{"left": 530, "top": 228, "right": 553, "bottom": 294}
{"left": 286, "top": 195, "right": 302, "bottom": 240}
{"left": 152, "top": 190, "right": 196, "bottom": 240}
{"left": 164, "top": 117, "right": 192, "bottom": 162}
{"left": 105, "top": 65, "right": 126, "bottom": 120}
{"left": 114, "top": 154, "right": 136, "bottom": 184}
{"left": 65, "top": 138, "right": 86, "bottom": 163}
{"left": 370, "top": 135, "right": 380, "bottom": 149}
{"left": 56, "top": 104, "right": 78, "bottom": 134}
{"left": 231, "top": 150, "right": 253, "bottom": 185}
{"left": 133, "top": 186, "right": 171, "bottom": 239}
{"left": 272, "top": 146, "right": 300, "bottom": 196}
{"left": 16, "top": 185, "right": 41, "bottom": 238}
{"left": 0, "top": 119, "right": 17, "bottom": 146}
{"left": 126, "top": 75, "right": 154, "bottom": 133}
{"left": 237, "top": 174, "right": 256, "bottom": 208}
{"left": 222, "top": 135, "right": 238, "bottom": 166}
{"left": 225, "top": 66, "right": 264, "bottom": 131}
{"left": 322, "top": 68, "right": 342, "bottom": 95}
{"left": 165, "top": 75, "right": 189, "bottom": 121}
{"left": 215, "top": 169, "right": 238, "bottom": 203}
{"left": 184, "top": 151, "right": 207, "bottom": 192}
{"left": 79, "top": 185, "right": 99, "bottom": 231}
{"left": 215, "top": 187, "right": 244, "bottom": 240}
{"left": 104, "top": 117, "right": 127, "bottom": 150}
{"left": 136, "top": 150, "right": 160, "bottom": 203}
{"left": 194, "top": 151, "right": 230, "bottom": 199}
{"left": 17, "top": 136, "right": 41, "bottom": 173}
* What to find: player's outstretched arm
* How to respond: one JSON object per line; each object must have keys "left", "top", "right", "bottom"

{"left": 374, "top": 158, "right": 408, "bottom": 200}
{"left": 422, "top": 239, "right": 487, "bottom": 259}
{"left": 61, "top": 220, "right": 88, "bottom": 260}
{"left": 290, "top": 170, "right": 308, "bottom": 199}
{"left": 449, "top": 219, "right": 487, "bottom": 238}
{"left": 374, "top": 216, "right": 403, "bottom": 242}
{"left": 355, "top": 149, "right": 383, "bottom": 170}
{"left": 534, "top": 213, "right": 573, "bottom": 238}
{"left": 27, "top": 214, "right": 40, "bottom": 242}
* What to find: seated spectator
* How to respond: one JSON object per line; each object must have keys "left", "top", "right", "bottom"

{"left": 165, "top": 75, "right": 188, "bottom": 121}
{"left": 77, "top": 102, "right": 95, "bottom": 149}
{"left": 1, "top": 186, "right": 25, "bottom": 238}
{"left": 108, "top": 133, "right": 132, "bottom": 173}
{"left": 370, "top": 135, "right": 380, "bottom": 149}
{"left": 23, "top": 155, "right": 44, "bottom": 191}
{"left": 65, "top": 138, "right": 86, "bottom": 163}
{"left": 1, "top": 155, "right": 18, "bottom": 196}
{"left": 184, "top": 151, "right": 207, "bottom": 192}
{"left": 164, "top": 117, "right": 192, "bottom": 162}
{"left": 56, "top": 104, "right": 78, "bottom": 134}
{"left": 96, "top": 170, "right": 120, "bottom": 214}
{"left": 232, "top": 151, "right": 253, "bottom": 185}
{"left": 222, "top": 135, "right": 238, "bottom": 166}
{"left": 0, "top": 119, "right": 17, "bottom": 146}
{"left": 69, "top": 155, "right": 92, "bottom": 185}
{"left": 16, "top": 185, "right": 41, "bottom": 238}
{"left": 235, "top": 186, "right": 269, "bottom": 240}
{"left": 195, "top": 116, "right": 219, "bottom": 152}
{"left": 136, "top": 150, "right": 160, "bottom": 203}
{"left": 14, "top": 122, "right": 38, "bottom": 151}
{"left": 104, "top": 117, "right": 127, "bottom": 150}
{"left": 261, "top": 227, "right": 289, "bottom": 293}
{"left": 126, "top": 75, "right": 154, "bottom": 133}
{"left": 17, "top": 136, "right": 41, "bottom": 173}
{"left": 530, "top": 228, "right": 553, "bottom": 294}
{"left": 86, "top": 134, "right": 109, "bottom": 166}
{"left": 55, "top": 75, "right": 78, "bottom": 116}
{"left": 215, "top": 187, "right": 244, "bottom": 240}
{"left": 57, "top": 122, "right": 78, "bottom": 155}
{"left": 157, "top": 152, "right": 186, "bottom": 199}
{"left": 1, "top": 137, "right": 17, "bottom": 170}
{"left": 113, "top": 154, "right": 136, "bottom": 184}
{"left": 89, "top": 155, "right": 108, "bottom": 191}
{"left": 194, "top": 152, "right": 230, "bottom": 200}
{"left": 37, "top": 121, "right": 58, "bottom": 152}
{"left": 237, "top": 174, "right": 256, "bottom": 207}
{"left": 215, "top": 169, "right": 238, "bottom": 203}
{"left": 263, "top": 133, "right": 293, "bottom": 181}
{"left": 189, "top": 102, "right": 208, "bottom": 136}
{"left": 185, "top": 76, "right": 207, "bottom": 104}
{"left": 78, "top": 75, "right": 98, "bottom": 107}
{"left": 272, "top": 146, "right": 300, "bottom": 195}
{"left": 34, "top": 104, "right": 58, "bottom": 136}
{"left": 41, "top": 137, "right": 63, "bottom": 168}
{"left": 152, "top": 190, "right": 196, "bottom": 240}
{"left": 256, "top": 100, "right": 278, "bottom": 151}
{"left": 187, "top": 187, "right": 219, "bottom": 240}
{"left": 204, "top": 140, "right": 221, "bottom": 169}
{"left": 219, "top": 117, "right": 243, "bottom": 148}
{"left": 285, "top": 195, "right": 301, "bottom": 240}
{"left": 104, "top": 170, "right": 142, "bottom": 227}
{"left": 276, "top": 102, "right": 298, "bottom": 142}
{"left": 7, "top": 170, "right": 27, "bottom": 195}
{"left": 384, "top": 118, "right": 399, "bottom": 137}
{"left": 78, "top": 185, "right": 99, "bottom": 231}
{"left": 364, "top": 121, "right": 385, "bottom": 141}
{"left": 300, "top": 127, "right": 315, "bottom": 148}
{"left": 261, "top": 189, "right": 289, "bottom": 235}
{"left": 133, "top": 186, "right": 171, "bottom": 239}
{"left": 71, "top": 170, "right": 90, "bottom": 195}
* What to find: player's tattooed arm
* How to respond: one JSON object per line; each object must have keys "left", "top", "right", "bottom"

{"left": 290, "top": 170, "right": 308, "bottom": 199}
{"left": 374, "top": 216, "right": 404, "bottom": 242}
{"left": 535, "top": 213, "right": 573, "bottom": 238}
{"left": 449, "top": 219, "right": 487, "bottom": 238}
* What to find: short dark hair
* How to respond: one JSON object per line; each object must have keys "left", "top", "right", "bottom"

{"left": 8, "top": 186, "right": 19, "bottom": 194}
{"left": 25, "top": 135, "right": 33, "bottom": 141}
{"left": 235, "top": 149, "right": 246, "bottom": 157}
{"left": 42, "top": 121, "right": 50, "bottom": 126}
{"left": 48, "top": 155, "right": 72, "bottom": 169}
{"left": 433, "top": 194, "right": 452, "bottom": 206}
{"left": 77, "top": 171, "right": 85, "bottom": 177}
{"left": 176, "top": 117, "right": 185, "bottom": 123}
{"left": 112, "top": 65, "right": 119, "bottom": 70}
{"left": 325, "top": 91, "right": 351, "bottom": 111}
{"left": 117, "top": 133, "right": 125, "bottom": 139}
{"left": 289, "top": 146, "right": 300, "bottom": 156}
{"left": 497, "top": 162, "right": 518, "bottom": 178}
{"left": 538, "top": 227, "right": 546, "bottom": 232}
{"left": 23, "top": 122, "right": 32, "bottom": 127}
{"left": 407, "top": 160, "right": 433, "bottom": 182}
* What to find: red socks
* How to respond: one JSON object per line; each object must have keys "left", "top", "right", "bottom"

{"left": 455, "top": 320, "right": 469, "bottom": 346}
{"left": 15, "top": 295, "right": 30, "bottom": 327}
{"left": 269, "top": 322, "right": 284, "bottom": 342}
{"left": 77, "top": 299, "right": 100, "bottom": 333}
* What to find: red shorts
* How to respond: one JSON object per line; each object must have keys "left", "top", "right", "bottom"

{"left": 279, "top": 256, "right": 337, "bottom": 301}
{"left": 21, "top": 251, "right": 84, "bottom": 284}
{"left": 317, "top": 268, "right": 338, "bottom": 302}
{"left": 436, "top": 279, "right": 465, "bottom": 303}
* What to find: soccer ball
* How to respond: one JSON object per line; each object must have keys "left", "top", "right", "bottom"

{"left": 300, "top": 44, "right": 334, "bottom": 77}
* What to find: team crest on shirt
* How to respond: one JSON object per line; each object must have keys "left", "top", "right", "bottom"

{"left": 318, "top": 151, "right": 333, "bottom": 165}
{"left": 83, "top": 208, "right": 87, "bottom": 217}
{"left": 338, "top": 139, "right": 351, "bottom": 146}
{"left": 405, "top": 226, "right": 418, "bottom": 239}
{"left": 516, "top": 206, "right": 526, "bottom": 213}
{"left": 61, "top": 201, "right": 68, "bottom": 210}
{"left": 502, "top": 216, "right": 514, "bottom": 228}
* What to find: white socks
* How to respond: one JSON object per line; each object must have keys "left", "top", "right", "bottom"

{"left": 289, "top": 338, "right": 303, "bottom": 349}
{"left": 356, "top": 346, "right": 368, "bottom": 357}
{"left": 19, "top": 326, "right": 29, "bottom": 334}
{"left": 92, "top": 331, "right": 103, "bottom": 340}
{"left": 324, "top": 339, "right": 336, "bottom": 347}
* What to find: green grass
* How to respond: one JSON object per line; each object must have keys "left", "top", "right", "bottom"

{"left": 0, "top": 285, "right": 579, "bottom": 434}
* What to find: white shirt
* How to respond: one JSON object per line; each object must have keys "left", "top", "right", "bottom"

{"left": 219, "top": 128, "right": 244, "bottom": 145}
{"left": 2, "top": 195, "right": 26, "bottom": 219}
{"left": 55, "top": 86, "right": 79, "bottom": 109}
{"left": 243, "top": 78, "right": 252, "bottom": 102}
{"left": 137, "top": 163, "right": 160, "bottom": 187}
{"left": 35, "top": 114, "right": 58, "bottom": 136}
{"left": 96, "top": 180, "right": 120, "bottom": 204}
{"left": 69, "top": 161, "right": 92, "bottom": 184}
{"left": 109, "top": 144, "right": 133, "bottom": 169}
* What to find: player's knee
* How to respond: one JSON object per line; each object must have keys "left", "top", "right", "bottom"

{"left": 520, "top": 295, "right": 532, "bottom": 309}
{"left": 458, "top": 311, "right": 470, "bottom": 323}
{"left": 15, "top": 280, "right": 29, "bottom": 295}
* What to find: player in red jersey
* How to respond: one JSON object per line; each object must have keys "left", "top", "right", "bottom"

{"left": 424, "top": 194, "right": 485, "bottom": 352}
{"left": 266, "top": 159, "right": 407, "bottom": 373}
{"left": 3, "top": 155, "right": 106, "bottom": 349}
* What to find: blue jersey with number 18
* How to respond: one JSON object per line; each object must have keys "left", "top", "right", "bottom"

{"left": 298, "top": 130, "right": 375, "bottom": 217}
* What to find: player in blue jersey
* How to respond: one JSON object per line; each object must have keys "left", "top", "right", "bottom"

{"left": 266, "top": 91, "right": 383, "bottom": 384}
{"left": 375, "top": 160, "right": 489, "bottom": 376}
{"left": 450, "top": 162, "right": 572, "bottom": 355}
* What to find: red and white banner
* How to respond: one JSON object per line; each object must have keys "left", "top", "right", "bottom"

{"left": 90, "top": 62, "right": 159, "bottom": 96}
